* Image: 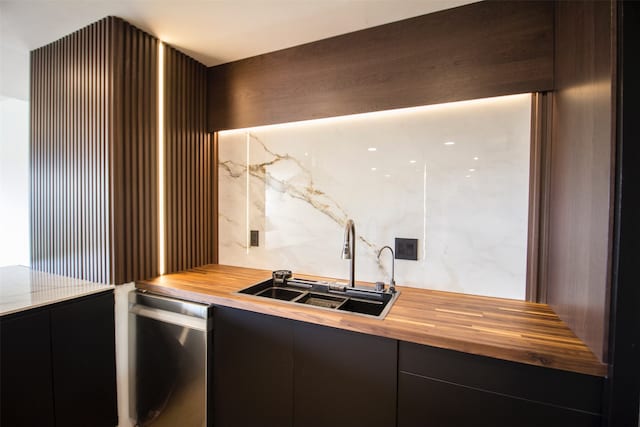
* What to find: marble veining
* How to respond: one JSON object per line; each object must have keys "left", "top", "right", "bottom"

{"left": 220, "top": 137, "right": 350, "bottom": 227}
{"left": 218, "top": 94, "right": 532, "bottom": 300}
{"left": 0, "top": 265, "right": 114, "bottom": 316}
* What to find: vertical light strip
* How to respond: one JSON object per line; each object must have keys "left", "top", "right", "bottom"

{"left": 158, "top": 42, "right": 165, "bottom": 274}
{"left": 423, "top": 163, "right": 427, "bottom": 261}
{"left": 245, "top": 132, "right": 250, "bottom": 254}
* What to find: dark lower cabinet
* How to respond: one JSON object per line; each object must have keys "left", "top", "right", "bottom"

{"left": 213, "top": 307, "right": 294, "bottom": 427}
{"left": 293, "top": 321, "right": 397, "bottom": 427}
{"left": 212, "top": 307, "right": 397, "bottom": 427}
{"left": 50, "top": 292, "right": 118, "bottom": 426}
{"left": 398, "top": 342, "right": 603, "bottom": 427}
{"left": 212, "top": 307, "right": 605, "bottom": 427}
{"left": 399, "top": 373, "right": 600, "bottom": 427}
{"left": 1, "top": 310, "right": 55, "bottom": 427}
{"left": 0, "top": 291, "right": 117, "bottom": 427}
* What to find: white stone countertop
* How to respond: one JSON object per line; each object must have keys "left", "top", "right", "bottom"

{"left": 0, "top": 265, "right": 114, "bottom": 316}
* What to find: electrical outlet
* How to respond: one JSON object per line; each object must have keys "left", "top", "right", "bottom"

{"left": 395, "top": 238, "right": 418, "bottom": 260}
{"left": 250, "top": 230, "right": 259, "bottom": 247}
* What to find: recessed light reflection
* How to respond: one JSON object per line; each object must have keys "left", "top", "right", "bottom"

{"left": 384, "top": 174, "right": 391, "bottom": 178}
{"left": 368, "top": 147, "right": 377, "bottom": 152}
{"left": 465, "top": 175, "right": 471, "bottom": 178}
{"left": 444, "top": 141, "right": 455, "bottom": 146}
{"left": 409, "top": 160, "right": 417, "bottom": 164}
{"left": 468, "top": 168, "right": 476, "bottom": 172}
{"left": 304, "top": 152, "right": 309, "bottom": 156}
{"left": 371, "top": 167, "right": 377, "bottom": 171}
{"left": 473, "top": 156, "right": 479, "bottom": 160}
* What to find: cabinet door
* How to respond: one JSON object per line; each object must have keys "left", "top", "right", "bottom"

{"left": 399, "top": 341, "right": 602, "bottom": 414}
{"left": 0, "top": 310, "right": 55, "bottom": 427}
{"left": 398, "top": 372, "right": 601, "bottom": 427}
{"left": 398, "top": 342, "right": 603, "bottom": 427}
{"left": 213, "top": 307, "right": 294, "bottom": 427}
{"left": 50, "top": 292, "right": 117, "bottom": 427}
{"left": 293, "top": 321, "right": 397, "bottom": 427}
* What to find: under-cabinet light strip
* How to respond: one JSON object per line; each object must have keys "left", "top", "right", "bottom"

{"left": 158, "top": 42, "right": 165, "bottom": 275}
{"left": 218, "top": 93, "right": 532, "bottom": 135}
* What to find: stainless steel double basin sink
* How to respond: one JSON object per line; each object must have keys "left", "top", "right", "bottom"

{"left": 237, "top": 275, "right": 399, "bottom": 319}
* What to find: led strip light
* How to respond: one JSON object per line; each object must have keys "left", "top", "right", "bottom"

{"left": 158, "top": 42, "right": 165, "bottom": 275}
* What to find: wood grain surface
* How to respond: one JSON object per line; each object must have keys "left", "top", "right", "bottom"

{"left": 548, "top": 0, "right": 615, "bottom": 362}
{"left": 136, "top": 264, "right": 606, "bottom": 377}
{"left": 208, "top": 0, "right": 553, "bottom": 131}
{"left": 30, "top": 17, "right": 159, "bottom": 284}
{"left": 163, "top": 46, "right": 215, "bottom": 274}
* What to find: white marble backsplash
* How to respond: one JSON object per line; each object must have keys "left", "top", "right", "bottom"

{"left": 218, "top": 94, "right": 532, "bottom": 300}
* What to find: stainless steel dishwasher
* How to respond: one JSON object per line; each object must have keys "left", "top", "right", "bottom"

{"left": 129, "top": 290, "right": 213, "bottom": 427}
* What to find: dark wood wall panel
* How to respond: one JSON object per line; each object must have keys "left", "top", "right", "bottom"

{"left": 110, "top": 18, "right": 158, "bottom": 283}
{"left": 208, "top": 0, "right": 554, "bottom": 131}
{"left": 606, "top": 1, "right": 640, "bottom": 422}
{"left": 164, "top": 46, "right": 215, "bottom": 273}
{"left": 547, "top": 1, "right": 615, "bottom": 362}
{"left": 30, "top": 17, "right": 158, "bottom": 284}
{"left": 31, "top": 18, "right": 113, "bottom": 283}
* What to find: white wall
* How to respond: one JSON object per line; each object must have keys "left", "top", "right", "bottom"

{"left": 0, "top": 97, "right": 30, "bottom": 267}
{"left": 0, "top": 42, "right": 30, "bottom": 267}
{"left": 1, "top": 43, "right": 29, "bottom": 101}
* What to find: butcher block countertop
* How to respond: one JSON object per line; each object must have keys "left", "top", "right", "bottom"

{"left": 136, "top": 264, "right": 606, "bottom": 377}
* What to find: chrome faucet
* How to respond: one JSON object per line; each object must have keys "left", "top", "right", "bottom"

{"left": 377, "top": 245, "right": 396, "bottom": 293}
{"left": 341, "top": 219, "right": 356, "bottom": 287}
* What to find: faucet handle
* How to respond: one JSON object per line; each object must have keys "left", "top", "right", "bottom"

{"left": 272, "top": 270, "right": 292, "bottom": 285}
{"left": 375, "top": 281, "right": 385, "bottom": 292}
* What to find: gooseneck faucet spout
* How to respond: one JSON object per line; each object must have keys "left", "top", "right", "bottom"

{"left": 377, "top": 245, "right": 396, "bottom": 293}
{"left": 341, "top": 219, "right": 356, "bottom": 287}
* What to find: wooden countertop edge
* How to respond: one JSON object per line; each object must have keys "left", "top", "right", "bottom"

{"left": 135, "top": 277, "right": 607, "bottom": 378}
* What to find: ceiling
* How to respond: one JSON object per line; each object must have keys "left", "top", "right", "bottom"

{"left": 0, "top": 0, "right": 476, "bottom": 67}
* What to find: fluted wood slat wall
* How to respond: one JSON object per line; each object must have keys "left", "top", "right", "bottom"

{"left": 30, "top": 17, "right": 158, "bottom": 284}
{"left": 31, "top": 18, "right": 112, "bottom": 283}
{"left": 110, "top": 18, "right": 159, "bottom": 283}
{"left": 163, "top": 46, "right": 215, "bottom": 273}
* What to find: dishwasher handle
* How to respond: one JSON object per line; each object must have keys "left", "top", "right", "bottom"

{"left": 130, "top": 303, "right": 207, "bottom": 331}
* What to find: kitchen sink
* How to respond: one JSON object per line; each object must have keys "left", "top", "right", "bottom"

{"left": 297, "top": 293, "right": 347, "bottom": 309}
{"left": 338, "top": 298, "right": 386, "bottom": 317}
{"left": 256, "top": 287, "right": 304, "bottom": 301}
{"left": 237, "top": 272, "right": 399, "bottom": 319}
